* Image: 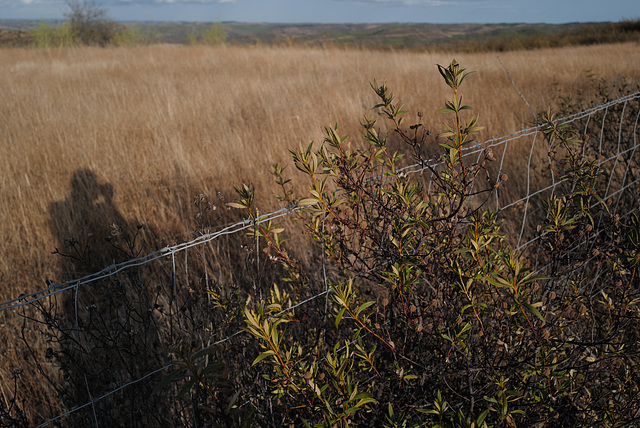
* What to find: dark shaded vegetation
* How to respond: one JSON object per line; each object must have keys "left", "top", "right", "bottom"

{"left": 436, "top": 20, "right": 640, "bottom": 52}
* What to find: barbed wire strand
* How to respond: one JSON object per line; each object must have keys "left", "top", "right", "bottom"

{"left": 2, "top": 92, "right": 638, "bottom": 314}
{"left": 397, "top": 92, "right": 640, "bottom": 182}
{"left": 0, "top": 205, "right": 302, "bottom": 313}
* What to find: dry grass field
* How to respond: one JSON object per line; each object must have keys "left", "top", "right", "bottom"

{"left": 1, "top": 42, "right": 639, "bottom": 423}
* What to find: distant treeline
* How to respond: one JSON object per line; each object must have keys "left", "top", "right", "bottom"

{"left": 0, "top": 19, "right": 638, "bottom": 51}
{"left": 430, "top": 20, "right": 640, "bottom": 53}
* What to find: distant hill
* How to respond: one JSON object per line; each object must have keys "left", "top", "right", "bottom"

{"left": 228, "top": 22, "right": 574, "bottom": 48}
{"left": 1, "top": 19, "right": 638, "bottom": 50}
{"left": 124, "top": 21, "right": 578, "bottom": 48}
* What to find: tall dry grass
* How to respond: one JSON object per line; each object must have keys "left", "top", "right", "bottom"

{"left": 0, "top": 42, "right": 639, "bottom": 423}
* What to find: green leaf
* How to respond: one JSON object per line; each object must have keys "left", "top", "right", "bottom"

{"left": 354, "top": 397, "right": 377, "bottom": 408}
{"left": 475, "top": 409, "right": 489, "bottom": 426}
{"left": 335, "top": 307, "right": 346, "bottom": 328}
{"left": 252, "top": 350, "right": 276, "bottom": 366}
{"left": 193, "top": 346, "right": 216, "bottom": 360}
{"left": 177, "top": 378, "right": 195, "bottom": 398}
{"left": 417, "top": 408, "right": 439, "bottom": 415}
{"left": 522, "top": 302, "right": 545, "bottom": 323}
{"left": 355, "top": 301, "right": 375, "bottom": 318}
{"left": 225, "top": 390, "right": 241, "bottom": 413}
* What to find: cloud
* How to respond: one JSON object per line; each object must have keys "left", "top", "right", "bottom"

{"left": 112, "top": 0, "right": 234, "bottom": 3}
{"left": 143, "top": 0, "right": 234, "bottom": 3}
{"left": 11, "top": 0, "right": 61, "bottom": 5}
{"left": 333, "top": 0, "right": 495, "bottom": 5}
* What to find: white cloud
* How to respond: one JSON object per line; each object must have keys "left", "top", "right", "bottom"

{"left": 111, "top": 0, "right": 235, "bottom": 4}
{"left": 12, "top": 0, "right": 61, "bottom": 5}
{"left": 334, "top": 0, "right": 495, "bottom": 5}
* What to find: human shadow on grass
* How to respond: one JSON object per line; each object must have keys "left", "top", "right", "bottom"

{"left": 46, "top": 168, "right": 165, "bottom": 427}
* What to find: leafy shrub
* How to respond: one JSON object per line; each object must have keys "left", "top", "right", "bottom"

{"left": 198, "top": 59, "right": 640, "bottom": 427}
{"left": 31, "top": 0, "right": 123, "bottom": 48}
{"left": 112, "top": 25, "right": 147, "bottom": 47}
{"left": 64, "top": 0, "right": 117, "bottom": 46}
{"left": 33, "top": 21, "right": 76, "bottom": 48}
{"left": 187, "top": 23, "right": 227, "bottom": 46}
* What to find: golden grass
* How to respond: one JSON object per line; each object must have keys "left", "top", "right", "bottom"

{"left": 0, "top": 42, "right": 639, "bottom": 423}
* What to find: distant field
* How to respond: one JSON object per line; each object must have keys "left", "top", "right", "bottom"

{"left": 1, "top": 19, "right": 639, "bottom": 49}
{"left": 1, "top": 42, "right": 639, "bottom": 423}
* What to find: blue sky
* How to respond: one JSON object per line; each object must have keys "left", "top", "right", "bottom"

{"left": 1, "top": 0, "right": 638, "bottom": 24}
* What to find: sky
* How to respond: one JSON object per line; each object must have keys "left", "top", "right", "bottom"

{"left": 1, "top": 0, "right": 638, "bottom": 24}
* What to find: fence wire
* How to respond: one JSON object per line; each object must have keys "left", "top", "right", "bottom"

{"left": 5, "top": 91, "right": 638, "bottom": 427}
{"left": 3, "top": 92, "right": 638, "bottom": 314}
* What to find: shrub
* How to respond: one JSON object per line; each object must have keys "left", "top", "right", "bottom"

{"left": 64, "top": 0, "right": 117, "bottom": 46}
{"left": 187, "top": 23, "right": 227, "bottom": 46}
{"left": 112, "top": 25, "right": 146, "bottom": 47}
{"left": 33, "top": 21, "right": 76, "bottom": 48}
{"left": 203, "top": 59, "right": 640, "bottom": 427}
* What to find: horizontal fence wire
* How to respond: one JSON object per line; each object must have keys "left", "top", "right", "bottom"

{"left": 10, "top": 90, "right": 639, "bottom": 427}
{"left": 0, "top": 205, "right": 302, "bottom": 313}
{"left": 2, "top": 91, "right": 639, "bottom": 315}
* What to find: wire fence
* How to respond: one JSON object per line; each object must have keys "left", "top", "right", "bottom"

{"left": 3, "top": 91, "right": 638, "bottom": 314}
{"left": 4, "top": 90, "right": 639, "bottom": 427}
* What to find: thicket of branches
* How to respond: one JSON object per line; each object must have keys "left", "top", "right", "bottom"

{"left": 30, "top": 0, "right": 117, "bottom": 48}
{"left": 64, "top": 0, "right": 116, "bottom": 46}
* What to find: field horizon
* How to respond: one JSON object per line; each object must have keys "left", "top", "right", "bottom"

{"left": 2, "top": 19, "right": 639, "bottom": 49}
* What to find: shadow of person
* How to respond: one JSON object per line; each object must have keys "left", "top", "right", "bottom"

{"left": 47, "top": 169, "right": 164, "bottom": 427}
